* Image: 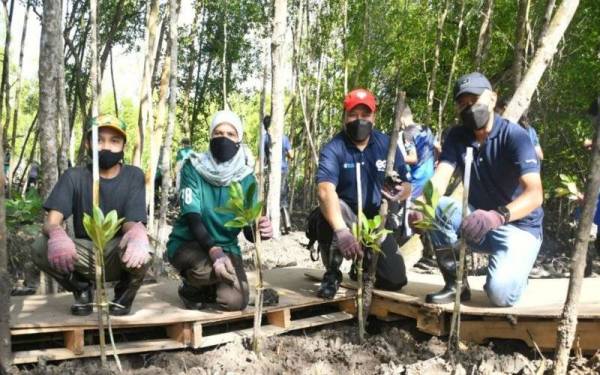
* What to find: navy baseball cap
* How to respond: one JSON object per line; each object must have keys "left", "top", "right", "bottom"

{"left": 453, "top": 72, "right": 492, "bottom": 100}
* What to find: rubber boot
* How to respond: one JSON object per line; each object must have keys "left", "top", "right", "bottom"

{"left": 281, "top": 206, "right": 292, "bottom": 234}
{"left": 317, "top": 244, "right": 343, "bottom": 299}
{"left": 109, "top": 262, "right": 150, "bottom": 316}
{"left": 177, "top": 280, "right": 217, "bottom": 310}
{"left": 55, "top": 272, "right": 94, "bottom": 316}
{"left": 425, "top": 247, "right": 471, "bottom": 304}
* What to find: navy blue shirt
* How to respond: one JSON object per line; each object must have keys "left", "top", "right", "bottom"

{"left": 317, "top": 129, "right": 409, "bottom": 217}
{"left": 440, "top": 115, "right": 543, "bottom": 238}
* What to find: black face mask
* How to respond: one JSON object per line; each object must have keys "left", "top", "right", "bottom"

{"left": 345, "top": 119, "right": 373, "bottom": 142}
{"left": 461, "top": 104, "right": 490, "bottom": 131}
{"left": 97, "top": 150, "right": 124, "bottom": 169}
{"left": 210, "top": 137, "right": 240, "bottom": 163}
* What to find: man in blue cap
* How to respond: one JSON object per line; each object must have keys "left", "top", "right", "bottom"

{"left": 410, "top": 72, "right": 544, "bottom": 307}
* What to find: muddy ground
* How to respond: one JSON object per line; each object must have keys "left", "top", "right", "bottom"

{"left": 7, "top": 214, "right": 600, "bottom": 374}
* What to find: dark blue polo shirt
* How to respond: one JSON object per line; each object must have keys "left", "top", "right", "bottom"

{"left": 440, "top": 115, "right": 543, "bottom": 238}
{"left": 316, "top": 129, "right": 409, "bottom": 217}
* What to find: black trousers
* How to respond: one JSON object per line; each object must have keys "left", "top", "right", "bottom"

{"left": 308, "top": 200, "right": 407, "bottom": 290}
{"left": 170, "top": 242, "right": 249, "bottom": 311}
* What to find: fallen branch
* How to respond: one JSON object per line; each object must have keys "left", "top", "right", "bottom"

{"left": 363, "top": 91, "right": 406, "bottom": 327}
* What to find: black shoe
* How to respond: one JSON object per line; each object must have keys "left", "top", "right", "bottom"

{"left": 425, "top": 281, "right": 471, "bottom": 304}
{"left": 109, "top": 265, "right": 149, "bottom": 316}
{"left": 178, "top": 281, "right": 215, "bottom": 310}
{"left": 425, "top": 247, "right": 471, "bottom": 305}
{"left": 71, "top": 287, "right": 94, "bottom": 316}
{"left": 59, "top": 273, "right": 93, "bottom": 316}
{"left": 317, "top": 270, "right": 342, "bottom": 299}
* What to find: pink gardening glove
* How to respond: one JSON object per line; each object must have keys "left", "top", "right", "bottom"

{"left": 258, "top": 216, "right": 273, "bottom": 240}
{"left": 461, "top": 209, "right": 505, "bottom": 244}
{"left": 209, "top": 247, "right": 236, "bottom": 285}
{"left": 47, "top": 227, "right": 77, "bottom": 273}
{"left": 119, "top": 222, "right": 152, "bottom": 269}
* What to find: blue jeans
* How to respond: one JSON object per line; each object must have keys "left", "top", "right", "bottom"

{"left": 429, "top": 197, "right": 541, "bottom": 307}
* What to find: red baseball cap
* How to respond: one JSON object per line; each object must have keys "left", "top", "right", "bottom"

{"left": 343, "top": 88, "right": 377, "bottom": 112}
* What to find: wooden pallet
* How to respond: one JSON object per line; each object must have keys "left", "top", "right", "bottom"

{"left": 305, "top": 270, "right": 600, "bottom": 353}
{"left": 10, "top": 268, "right": 355, "bottom": 365}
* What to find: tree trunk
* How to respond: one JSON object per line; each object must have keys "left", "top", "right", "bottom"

{"left": 342, "top": 0, "right": 348, "bottom": 94}
{"left": 437, "top": 0, "right": 466, "bottom": 132}
{"left": 538, "top": 0, "right": 556, "bottom": 46}
{"left": 133, "top": 0, "right": 160, "bottom": 167}
{"left": 266, "top": 0, "right": 287, "bottom": 238}
{"left": 553, "top": 99, "right": 600, "bottom": 375}
{"left": 7, "top": 1, "right": 30, "bottom": 193}
{"left": 363, "top": 92, "right": 406, "bottom": 323}
{"left": 504, "top": 0, "right": 579, "bottom": 122}
{"left": 147, "top": 45, "right": 171, "bottom": 231}
{"left": 38, "top": 0, "right": 61, "bottom": 201}
{"left": 57, "top": 0, "right": 70, "bottom": 175}
{"left": 0, "top": 87, "right": 10, "bottom": 368}
{"left": 425, "top": 0, "right": 449, "bottom": 126}
{"left": 158, "top": 0, "right": 179, "bottom": 254}
{"left": 221, "top": 0, "right": 228, "bottom": 109}
{"left": 12, "top": 113, "right": 37, "bottom": 187}
{"left": 474, "top": 0, "right": 493, "bottom": 70}
{"left": 512, "top": 0, "right": 531, "bottom": 89}
{"left": 181, "top": 3, "right": 203, "bottom": 139}
{"left": 0, "top": 0, "right": 15, "bottom": 124}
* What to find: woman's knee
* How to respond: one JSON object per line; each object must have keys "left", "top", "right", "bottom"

{"left": 217, "top": 288, "right": 249, "bottom": 311}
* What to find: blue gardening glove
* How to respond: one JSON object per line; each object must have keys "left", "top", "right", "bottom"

{"left": 460, "top": 209, "right": 505, "bottom": 243}
{"left": 333, "top": 228, "right": 363, "bottom": 260}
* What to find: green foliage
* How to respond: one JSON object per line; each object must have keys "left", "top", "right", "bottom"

{"left": 83, "top": 206, "right": 125, "bottom": 251}
{"left": 216, "top": 181, "right": 263, "bottom": 229}
{"left": 411, "top": 180, "right": 456, "bottom": 232}
{"left": 554, "top": 174, "right": 581, "bottom": 201}
{"left": 351, "top": 213, "right": 391, "bottom": 254}
{"left": 5, "top": 190, "right": 43, "bottom": 227}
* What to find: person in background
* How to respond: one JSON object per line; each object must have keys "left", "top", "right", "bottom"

{"left": 167, "top": 110, "right": 273, "bottom": 311}
{"left": 398, "top": 107, "right": 436, "bottom": 199}
{"left": 27, "top": 161, "right": 40, "bottom": 192}
{"left": 175, "top": 138, "right": 194, "bottom": 191}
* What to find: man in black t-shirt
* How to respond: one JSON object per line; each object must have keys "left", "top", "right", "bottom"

{"left": 31, "top": 114, "right": 153, "bottom": 316}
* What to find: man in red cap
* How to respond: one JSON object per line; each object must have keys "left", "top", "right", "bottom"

{"left": 307, "top": 88, "right": 412, "bottom": 298}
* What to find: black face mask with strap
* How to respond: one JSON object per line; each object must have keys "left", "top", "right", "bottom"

{"left": 460, "top": 103, "right": 490, "bottom": 131}
{"left": 210, "top": 137, "right": 240, "bottom": 162}
{"left": 345, "top": 119, "right": 373, "bottom": 142}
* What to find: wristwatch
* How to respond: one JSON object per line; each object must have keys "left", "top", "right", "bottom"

{"left": 496, "top": 206, "right": 511, "bottom": 223}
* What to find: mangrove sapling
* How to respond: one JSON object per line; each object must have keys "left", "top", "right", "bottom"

{"left": 82, "top": 206, "right": 125, "bottom": 371}
{"left": 216, "top": 181, "right": 265, "bottom": 352}
{"left": 412, "top": 150, "right": 473, "bottom": 363}
{"left": 351, "top": 211, "right": 391, "bottom": 342}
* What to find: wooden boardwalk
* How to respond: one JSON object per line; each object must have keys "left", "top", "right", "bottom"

{"left": 306, "top": 270, "right": 600, "bottom": 353}
{"left": 9, "top": 268, "right": 355, "bottom": 365}
{"left": 9, "top": 267, "right": 600, "bottom": 364}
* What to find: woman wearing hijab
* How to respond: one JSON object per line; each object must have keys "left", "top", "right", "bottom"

{"left": 167, "top": 110, "right": 273, "bottom": 311}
